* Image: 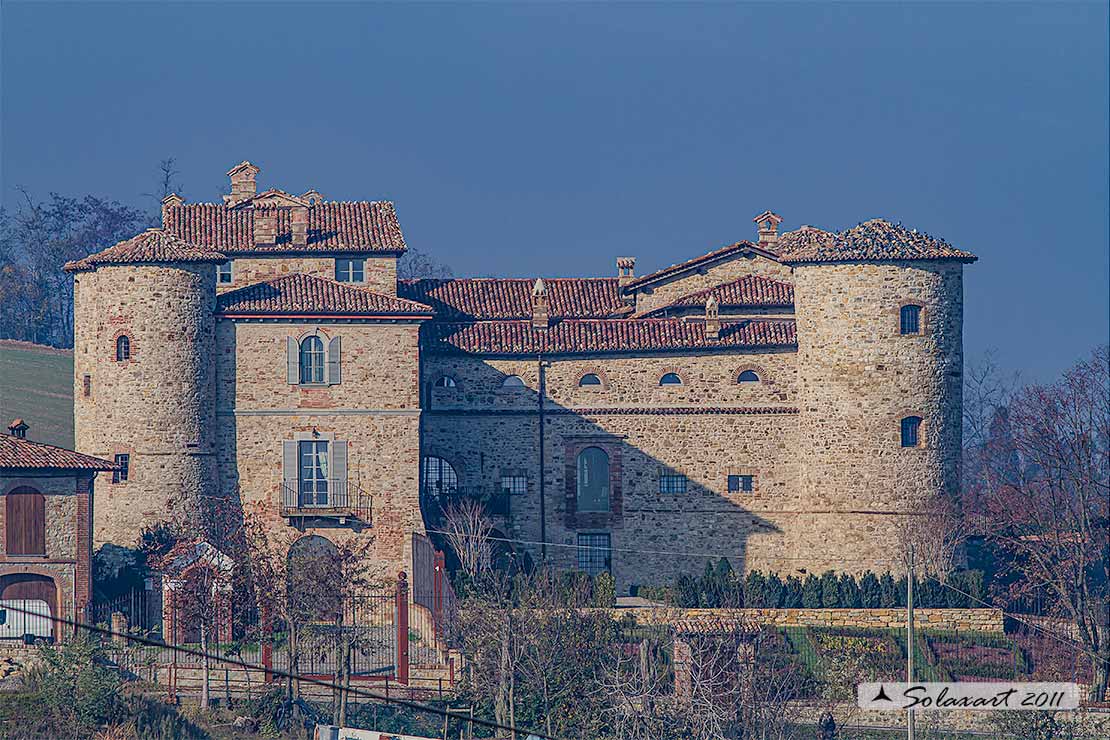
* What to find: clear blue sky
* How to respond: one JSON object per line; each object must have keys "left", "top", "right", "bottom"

{"left": 2, "top": 2, "right": 1106, "bottom": 380}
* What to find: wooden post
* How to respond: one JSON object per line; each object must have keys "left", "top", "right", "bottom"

{"left": 260, "top": 603, "right": 274, "bottom": 683}
{"left": 396, "top": 571, "right": 410, "bottom": 685}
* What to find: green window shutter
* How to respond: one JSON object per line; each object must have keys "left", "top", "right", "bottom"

{"left": 286, "top": 337, "right": 298, "bottom": 384}
{"left": 327, "top": 336, "right": 341, "bottom": 385}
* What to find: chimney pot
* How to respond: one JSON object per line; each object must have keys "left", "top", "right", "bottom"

{"left": 7, "top": 418, "right": 28, "bottom": 439}
{"left": 291, "top": 206, "right": 308, "bottom": 248}
{"left": 531, "top": 278, "right": 550, "bottom": 329}
{"left": 704, "top": 294, "right": 720, "bottom": 341}
{"left": 224, "top": 161, "right": 260, "bottom": 205}
{"left": 254, "top": 208, "right": 278, "bottom": 247}
{"left": 616, "top": 256, "right": 636, "bottom": 287}
{"left": 753, "top": 210, "right": 783, "bottom": 246}
{"left": 161, "top": 193, "right": 184, "bottom": 227}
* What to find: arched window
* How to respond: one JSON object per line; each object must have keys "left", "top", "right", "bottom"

{"left": 900, "top": 304, "right": 922, "bottom": 335}
{"left": 5, "top": 487, "right": 45, "bottom": 556}
{"left": 433, "top": 376, "right": 457, "bottom": 388}
{"left": 299, "top": 336, "right": 325, "bottom": 384}
{"left": 576, "top": 447, "right": 610, "bottom": 512}
{"left": 502, "top": 375, "right": 525, "bottom": 388}
{"left": 578, "top": 373, "right": 602, "bottom": 387}
{"left": 659, "top": 372, "right": 683, "bottom": 386}
{"left": 901, "top": 416, "right": 922, "bottom": 448}
{"left": 115, "top": 335, "right": 131, "bottom": 361}
{"left": 422, "top": 455, "right": 459, "bottom": 497}
{"left": 287, "top": 535, "right": 341, "bottom": 621}
{"left": 737, "top": 370, "right": 760, "bottom": 383}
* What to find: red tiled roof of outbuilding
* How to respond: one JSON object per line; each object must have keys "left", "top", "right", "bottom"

{"left": 642, "top": 275, "right": 794, "bottom": 316}
{"left": 0, "top": 434, "right": 116, "bottom": 471}
{"left": 63, "top": 229, "right": 226, "bottom": 272}
{"left": 216, "top": 273, "right": 433, "bottom": 317}
{"left": 399, "top": 278, "right": 629, "bottom": 320}
{"left": 776, "top": 219, "right": 976, "bottom": 264}
{"left": 623, "top": 241, "right": 780, "bottom": 290}
{"left": 424, "top": 318, "right": 796, "bottom": 356}
{"left": 163, "top": 201, "right": 407, "bottom": 254}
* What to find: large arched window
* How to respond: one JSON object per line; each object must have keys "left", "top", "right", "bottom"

{"left": 287, "top": 535, "right": 341, "bottom": 621}
{"left": 422, "top": 455, "right": 459, "bottom": 497}
{"left": 901, "top": 416, "right": 923, "bottom": 448}
{"left": 115, "top": 335, "right": 131, "bottom": 362}
{"left": 5, "top": 487, "right": 45, "bottom": 556}
{"left": 299, "top": 336, "right": 325, "bottom": 384}
{"left": 900, "top": 304, "right": 922, "bottom": 335}
{"left": 576, "top": 447, "right": 610, "bottom": 512}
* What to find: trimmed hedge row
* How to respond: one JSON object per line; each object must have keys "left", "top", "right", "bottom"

{"left": 637, "top": 559, "right": 986, "bottom": 610}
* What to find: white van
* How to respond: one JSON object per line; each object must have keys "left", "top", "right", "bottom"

{"left": 0, "top": 599, "right": 54, "bottom": 643}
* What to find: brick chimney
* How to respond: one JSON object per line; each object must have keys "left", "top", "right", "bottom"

{"left": 531, "top": 278, "right": 550, "bottom": 329}
{"left": 254, "top": 208, "right": 277, "bottom": 247}
{"left": 616, "top": 256, "right": 636, "bottom": 288}
{"left": 753, "top": 210, "right": 783, "bottom": 246}
{"left": 161, "top": 193, "right": 184, "bottom": 226}
{"left": 291, "top": 206, "right": 308, "bottom": 248}
{"left": 7, "top": 418, "right": 28, "bottom": 439}
{"left": 704, "top": 294, "right": 720, "bottom": 340}
{"left": 224, "top": 161, "right": 260, "bottom": 205}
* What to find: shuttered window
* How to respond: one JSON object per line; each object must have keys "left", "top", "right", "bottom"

{"left": 6, "top": 487, "right": 46, "bottom": 556}
{"left": 286, "top": 335, "right": 341, "bottom": 385}
{"left": 282, "top": 438, "right": 348, "bottom": 508}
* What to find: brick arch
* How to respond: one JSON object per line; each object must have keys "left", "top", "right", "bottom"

{"left": 732, "top": 363, "right": 772, "bottom": 385}
{"left": 0, "top": 570, "right": 66, "bottom": 641}
{"left": 111, "top": 328, "right": 136, "bottom": 363}
{"left": 296, "top": 326, "right": 332, "bottom": 342}
{"left": 575, "top": 368, "right": 609, "bottom": 389}
{"left": 656, "top": 367, "right": 688, "bottom": 386}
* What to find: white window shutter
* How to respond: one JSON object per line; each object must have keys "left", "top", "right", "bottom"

{"left": 282, "top": 440, "right": 298, "bottom": 488}
{"left": 286, "top": 337, "right": 298, "bottom": 384}
{"left": 332, "top": 440, "right": 348, "bottom": 494}
{"left": 327, "top": 336, "right": 341, "bottom": 385}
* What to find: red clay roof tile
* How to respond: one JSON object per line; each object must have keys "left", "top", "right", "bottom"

{"left": 623, "top": 241, "right": 780, "bottom": 290}
{"left": 399, "top": 278, "right": 629, "bottom": 320}
{"left": 216, "top": 273, "right": 433, "bottom": 317}
{"left": 0, "top": 434, "right": 116, "bottom": 471}
{"left": 642, "top": 275, "right": 794, "bottom": 316}
{"left": 776, "top": 219, "right": 976, "bottom": 264}
{"left": 64, "top": 229, "right": 226, "bottom": 272}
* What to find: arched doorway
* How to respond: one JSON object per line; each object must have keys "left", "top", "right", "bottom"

{"left": 0, "top": 573, "right": 58, "bottom": 641}
{"left": 287, "top": 535, "right": 341, "bottom": 622}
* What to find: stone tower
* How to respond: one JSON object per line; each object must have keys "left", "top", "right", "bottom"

{"left": 783, "top": 219, "right": 976, "bottom": 573}
{"left": 66, "top": 229, "right": 226, "bottom": 546}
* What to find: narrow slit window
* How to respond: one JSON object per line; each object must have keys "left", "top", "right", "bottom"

{"left": 115, "top": 335, "right": 131, "bottom": 361}
{"left": 900, "top": 305, "right": 922, "bottom": 335}
{"left": 113, "top": 454, "right": 130, "bottom": 483}
{"left": 901, "top": 416, "right": 922, "bottom": 447}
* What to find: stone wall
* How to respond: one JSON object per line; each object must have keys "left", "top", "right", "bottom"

{"left": 792, "top": 261, "right": 965, "bottom": 574}
{"left": 215, "top": 319, "right": 424, "bottom": 582}
{"left": 623, "top": 606, "right": 1004, "bottom": 633}
{"left": 631, "top": 252, "right": 792, "bottom": 314}
{"left": 73, "top": 264, "right": 218, "bottom": 546}
{"left": 216, "top": 255, "right": 398, "bottom": 296}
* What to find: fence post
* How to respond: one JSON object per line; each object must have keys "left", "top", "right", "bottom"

{"left": 433, "top": 550, "right": 445, "bottom": 631}
{"left": 260, "top": 603, "right": 274, "bottom": 683}
{"left": 396, "top": 571, "right": 410, "bottom": 685}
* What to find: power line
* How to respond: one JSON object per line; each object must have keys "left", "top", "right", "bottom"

{"left": 1, "top": 601, "right": 564, "bottom": 740}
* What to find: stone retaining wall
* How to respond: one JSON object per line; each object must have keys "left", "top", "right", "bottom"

{"left": 619, "top": 606, "right": 1005, "bottom": 633}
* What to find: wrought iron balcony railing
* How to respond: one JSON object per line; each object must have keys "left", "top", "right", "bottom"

{"left": 420, "top": 484, "right": 511, "bottom": 518}
{"left": 280, "top": 479, "right": 372, "bottom": 523}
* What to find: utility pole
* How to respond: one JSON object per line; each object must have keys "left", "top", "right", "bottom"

{"left": 907, "top": 542, "right": 916, "bottom": 740}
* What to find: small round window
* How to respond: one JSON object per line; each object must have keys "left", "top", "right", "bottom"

{"left": 659, "top": 373, "right": 683, "bottom": 386}
{"left": 579, "top": 373, "right": 602, "bottom": 387}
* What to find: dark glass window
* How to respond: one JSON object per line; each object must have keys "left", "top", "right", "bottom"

{"left": 115, "top": 335, "right": 130, "bottom": 361}
{"left": 659, "top": 373, "right": 683, "bottom": 386}
{"left": 502, "top": 375, "right": 525, "bottom": 388}
{"left": 217, "top": 261, "right": 233, "bottom": 284}
{"left": 659, "top": 473, "right": 687, "bottom": 493}
{"left": 579, "top": 373, "right": 602, "bottom": 387}
{"left": 901, "top": 416, "right": 922, "bottom": 447}
{"left": 82, "top": 375, "right": 91, "bottom": 397}
{"left": 335, "top": 258, "right": 366, "bottom": 283}
{"left": 113, "top": 454, "right": 130, "bottom": 483}
{"left": 728, "top": 474, "right": 754, "bottom": 493}
{"left": 501, "top": 475, "right": 528, "bottom": 496}
{"left": 422, "top": 456, "right": 459, "bottom": 497}
{"left": 577, "top": 533, "right": 611, "bottom": 576}
{"left": 433, "top": 376, "right": 456, "bottom": 388}
{"left": 298, "top": 440, "right": 330, "bottom": 506}
{"left": 299, "top": 336, "right": 325, "bottom": 384}
{"left": 576, "top": 447, "right": 610, "bottom": 512}
{"left": 900, "top": 305, "right": 921, "bottom": 335}
{"left": 737, "top": 370, "right": 760, "bottom": 383}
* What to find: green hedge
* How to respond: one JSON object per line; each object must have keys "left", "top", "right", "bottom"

{"left": 650, "top": 559, "right": 985, "bottom": 610}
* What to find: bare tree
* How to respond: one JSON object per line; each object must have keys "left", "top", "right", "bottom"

{"left": 397, "top": 246, "right": 452, "bottom": 280}
{"left": 968, "top": 347, "right": 1110, "bottom": 701}
{"left": 441, "top": 498, "right": 494, "bottom": 581}
{"left": 898, "top": 494, "right": 971, "bottom": 583}
{"left": 143, "top": 157, "right": 184, "bottom": 208}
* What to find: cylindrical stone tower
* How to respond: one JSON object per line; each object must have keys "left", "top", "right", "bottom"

{"left": 783, "top": 219, "right": 975, "bottom": 574}
{"left": 67, "top": 229, "right": 226, "bottom": 547}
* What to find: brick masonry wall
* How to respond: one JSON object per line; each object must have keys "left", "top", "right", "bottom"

{"left": 73, "top": 264, "right": 219, "bottom": 547}
{"left": 216, "top": 255, "right": 398, "bottom": 296}
{"left": 792, "top": 261, "right": 965, "bottom": 575}
{"left": 631, "top": 252, "right": 793, "bottom": 314}
{"left": 215, "top": 319, "right": 424, "bottom": 581}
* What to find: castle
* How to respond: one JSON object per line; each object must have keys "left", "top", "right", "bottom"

{"left": 67, "top": 161, "right": 975, "bottom": 592}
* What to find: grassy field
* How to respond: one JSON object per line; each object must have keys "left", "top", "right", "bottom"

{"left": 0, "top": 340, "right": 74, "bottom": 448}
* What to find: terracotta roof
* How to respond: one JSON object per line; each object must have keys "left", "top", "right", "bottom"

{"left": 642, "top": 275, "right": 794, "bottom": 316}
{"left": 399, "top": 278, "right": 629, "bottom": 320}
{"left": 623, "top": 241, "right": 780, "bottom": 290}
{"left": 776, "top": 219, "right": 976, "bottom": 264}
{"left": 64, "top": 229, "right": 226, "bottom": 272}
{"left": 0, "top": 434, "right": 116, "bottom": 471}
{"left": 163, "top": 202, "right": 407, "bottom": 254}
{"left": 424, "top": 318, "right": 796, "bottom": 355}
{"left": 216, "top": 273, "right": 433, "bottom": 317}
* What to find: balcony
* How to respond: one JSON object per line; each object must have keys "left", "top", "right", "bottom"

{"left": 281, "top": 479, "right": 372, "bottom": 524}
{"left": 420, "top": 484, "right": 511, "bottom": 523}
